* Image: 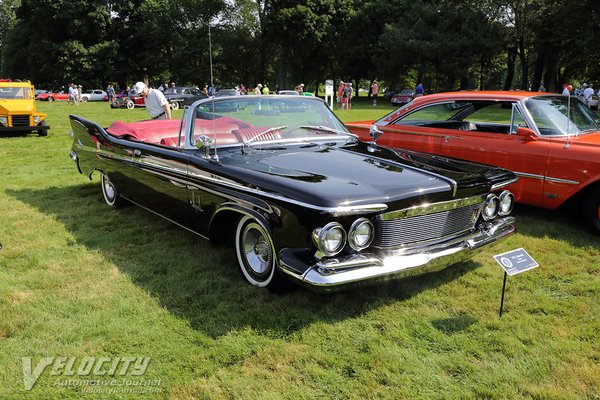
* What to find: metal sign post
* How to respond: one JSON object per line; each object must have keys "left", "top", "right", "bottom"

{"left": 325, "top": 80, "right": 334, "bottom": 109}
{"left": 493, "top": 248, "right": 539, "bottom": 317}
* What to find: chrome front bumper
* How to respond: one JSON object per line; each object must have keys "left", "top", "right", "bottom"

{"left": 280, "top": 217, "right": 515, "bottom": 292}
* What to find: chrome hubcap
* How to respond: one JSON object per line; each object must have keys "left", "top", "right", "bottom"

{"left": 242, "top": 224, "right": 272, "bottom": 275}
{"left": 103, "top": 176, "right": 115, "bottom": 200}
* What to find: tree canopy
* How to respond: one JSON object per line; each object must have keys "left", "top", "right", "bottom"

{"left": 1, "top": 0, "right": 597, "bottom": 92}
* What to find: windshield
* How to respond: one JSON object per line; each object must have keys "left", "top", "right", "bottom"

{"left": 399, "top": 90, "right": 414, "bottom": 95}
{"left": 188, "top": 96, "right": 352, "bottom": 147}
{"left": 525, "top": 96, "right": 600, "bottom": 135}
{"left": 0, "top": 87, "right": 32, "bottom": 99}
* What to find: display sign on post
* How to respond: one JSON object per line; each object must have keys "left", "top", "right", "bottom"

{"left": 325, "top": 80, "right": 334, "bottom": 109}
{"left": 493, "top": 248, "right": 539, "bottom": 317}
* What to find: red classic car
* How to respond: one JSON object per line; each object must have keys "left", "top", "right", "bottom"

{"left": 346, "top": 91, "right": 600, "bottom": 233}
{"left": 390, "top": 89, "right": 416, "bottom": 106}
{"left": 110, "top": 91, "right": 145, "bottom": 109}
{"left": 37, "top": 92, "right": 69, "bottom": 102}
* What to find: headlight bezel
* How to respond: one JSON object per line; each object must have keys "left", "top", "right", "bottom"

{"left": 498, "top": 190, "right": 515, "bottom": 216}
{"left": 313, "top": 222, "right": 347, "bottom": 257}
{"left": 348, "top": 218, "right": 374, "bottom": 251}
{"left": 481, "top": 193, "right": 500, "bottom": 221}
{"left": 0, "top": 116, "right": 8, "bottom": 126}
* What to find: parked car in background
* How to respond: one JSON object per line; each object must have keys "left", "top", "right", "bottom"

{"left": 34, "top": 89, "right": 48, "bottom": 98}
{"left": 81, "top": 89, "right": 107, "bottom": 102}
{"left": 37, "top": 91, "right": 69, "bottom": 102}
{"left": 346, "top": 91, "right": 600, "bottom": 233}
{"left": 163, "top": 86, "right": 207, "bottom": 110}
{"left": 277, "top": 90, "right": 300, "bottom": 95}
{"left": 390, "top": 89, "right": 416, "bottom": 106}
{"left": 215, "top": 89, "right": 238, "bottom": 97}
{"left": 111, "top": 92, "right": 145, "bottom": 109}
{"left": 69, "top": 95, "right": 517, "bottom": 292}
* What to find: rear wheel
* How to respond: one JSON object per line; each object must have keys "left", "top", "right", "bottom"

{"left": 170, "top": 101, "right": 180, "bottom": 110}
{"left": 584, "top": 187, "right": 600, "bottom": 234}
{"left": 47, "top": 96, "right": 54, "bottom": 102}
{"left": 235, "top": 216, "right": 288, "bottom": 291}
{"left": 100, "top": 173, "right": 128, "bottom": 208}
{"left": 81, "top": 97, "right": 88, "bottom": 102}
{"left": 126, "top": 100, "right": 135, "bottom": 110}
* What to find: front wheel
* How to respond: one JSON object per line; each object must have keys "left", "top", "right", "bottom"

{"left": 100, "top": 173, "right": 128, "bottom": 208}
{"left": 126, "top": 100, "right": 135, "bottom": 110}
{"left": 81, "top": 97, "right": 88, "bottom": 102}
{"left": 37, "top": 120, "right": 48, "bottom": 136}
{"left": 235, "top": 216, "right": 288, "bottom": 291}
{"left": 584, "top": 187, "right": 600, "bottom": 234}
{"left": 47, "top": 96, "right": 54, "bottom": 102}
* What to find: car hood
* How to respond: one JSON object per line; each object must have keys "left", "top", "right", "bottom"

{"left": 211, "top": 141, "right": 513, "bottom": 209}
{"left": 571, "top": 131, "right": 600, "bottom": 145}
{"left": 0, "top": 100, "right": 35, "bottom": 113}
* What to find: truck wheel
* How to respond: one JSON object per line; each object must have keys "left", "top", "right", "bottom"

{"left": 37, "top": 120, "right": 48, "bottom": 136}
{"left": 584, "top": 187, "right": 600, "bottom": 234}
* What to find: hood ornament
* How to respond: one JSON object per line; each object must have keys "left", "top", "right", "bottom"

{"left": 368, "top": 125, "right": 384, "bottom": 152}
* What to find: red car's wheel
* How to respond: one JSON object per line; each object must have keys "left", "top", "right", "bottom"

{"left": 47, "top": 96, "right": 54, "bottom": 102}
{"left": 126, "top": 100, "right": 135, "bottom": 110}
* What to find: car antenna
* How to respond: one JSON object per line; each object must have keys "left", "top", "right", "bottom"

{"left": 208, "top": 19, "right": 219, "bottom": 162}
{"left": 565, "top": 93, "right": 571, "bottom": 149}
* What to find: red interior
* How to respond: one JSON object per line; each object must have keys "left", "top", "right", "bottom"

{"left": 104, "top": 116, "right": 281, "bottom": 147}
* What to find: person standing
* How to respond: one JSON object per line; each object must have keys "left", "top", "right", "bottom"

{"left": 68, "top": 83, "right": 76, "bottom": 105}
{"left": 337, "top": 81, "right": 344, "bottom": 109}
{"left": 562, "top": 84, "right": 571, "bottom": 96}
{"left": 371, "top": 80, "right": 379, "bottom": 106}
{"left": 538, "top": 82, "right": 546, "bottom": 92}
{"left": 107, "top": 84, "right": 115, "bottom": 104}
{"left": 262, "top": 83, "right": 270, "bottom": 95}
{"left": 254, "top": 84, "right": 262, "bottom": 95}
{"left": 415, "top": 82, "right": 424, "bottom": 97}
{"left": 583, "top": 84, "right": 595, "bottom": 109}
{"left": 342, "top": 82, "right": 351, "bottom": 110}
{"left": 240, "top": 84, "right": 247, "bottom": 95}
{"left": 134, "top": 81, "right": 171, "bottom": 120}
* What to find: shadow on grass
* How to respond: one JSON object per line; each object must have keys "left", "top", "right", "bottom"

{"left": 511, "top": 203, "right": 599, "bottom": 246}
{"left": 10, "top": 184, "right": 497, "bottom": 338}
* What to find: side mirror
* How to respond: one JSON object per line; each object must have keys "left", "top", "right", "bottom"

{"left": 515, "top": 127, "right": 538, "bottom": 140}
{"left": 369, "top": 125, "right": 384, "bottom": 143}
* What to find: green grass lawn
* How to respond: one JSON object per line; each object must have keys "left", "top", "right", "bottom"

{"left": 0, "top": 100, "right": 598, "bottom": 399}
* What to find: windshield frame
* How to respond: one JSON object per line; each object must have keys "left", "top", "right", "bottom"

{"left": 523, "top": 95, "right": 600, "bottom": 137}
{"left": 182, "top": 95, "right": 354, "bottom": 150}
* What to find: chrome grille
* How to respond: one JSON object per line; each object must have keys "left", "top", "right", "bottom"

{"left": 11, "top": 115, "right": 31, "bottom": 127}
{"left": 374, "top": 203, "right": 481, "bottom": 249}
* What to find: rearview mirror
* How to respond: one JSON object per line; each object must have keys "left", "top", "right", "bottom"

{"left": 515, "top": 127, "right": 537, "bottom": 140}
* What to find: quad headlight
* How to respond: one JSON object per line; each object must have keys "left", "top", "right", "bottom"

{"left": 0, "top": 116, "right": 7, "bottom": 126}
{"left": 481, "top": 193, "right": 500, "bottom": 220}
{"left": 348, "top": 218, "right": 374, "bottom": 251}
{"left": 313, "top": 222, "right": 346, "bottom": 256}
{"left": 498, "top": 190, "right": 515, "bottom": 216}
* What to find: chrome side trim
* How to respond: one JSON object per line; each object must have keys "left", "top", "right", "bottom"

{"left": 123, "top": 197, "right": 209, "bottom": 240}
{"left": 491, "top": 177, "right": 519, "bottom": 190}
{"left": 377, "top": 195, "right": 485, "bottom": 220}
{"left": 93, "top": 147, "right": 388, "bottom": 216}
{"left": 515, "top": 172, "right": 579, "bottom": 185}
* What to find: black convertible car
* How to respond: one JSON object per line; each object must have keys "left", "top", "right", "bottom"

{"left": 163, "top": 86, "right": 207, "bottom": 110}
{"left": 69, "top": 96, "right": 517, "bottom": 292}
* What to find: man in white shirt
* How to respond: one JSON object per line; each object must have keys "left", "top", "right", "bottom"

{"left": 583, "top": 84, "right": 595, "bottom": 109}
{"left": 134, "top": 81, "right": 171, "bottom": 120}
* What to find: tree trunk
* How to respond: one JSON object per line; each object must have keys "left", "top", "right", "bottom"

{"left": 531, "top": 48, "right": 545, "bottom": 92}
{"left": 503, "top": 47, "right": 516, "bottom": 91}
{"left": 517, "top": 36, "right": 528, "bottom": 90}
